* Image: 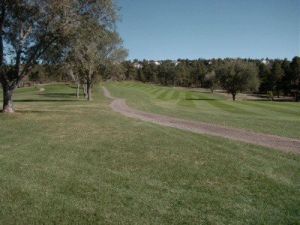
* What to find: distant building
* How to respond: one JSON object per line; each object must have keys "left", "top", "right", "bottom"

{"left": 173, "top": 61, "right": 179, "bottom": 66}
{"left": 133, "top": 63, "right": 143, "bottom": 69}
{"left": 262, "top": 59, "right": 269, "bottom": 65}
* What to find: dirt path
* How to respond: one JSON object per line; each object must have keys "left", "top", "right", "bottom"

{"left": 102, "top": 87, "right": 300, "bottom": 154}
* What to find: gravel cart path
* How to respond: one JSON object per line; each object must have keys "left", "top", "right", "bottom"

{"left": 103, "top": 87, "right": 300, "bottom": 154}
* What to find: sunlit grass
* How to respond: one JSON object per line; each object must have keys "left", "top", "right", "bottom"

{"left": 0, "top": 83, "right": 299, "bottom": 224}
{"left": 107, "top": 81, "right": 300, "bottom": 138}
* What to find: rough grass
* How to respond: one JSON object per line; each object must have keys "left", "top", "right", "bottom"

{"left": 107, "top": 82, "right": 300, "bottom": 139}
{"left": 0, "top": 83, "right": 299, "bottom": 225}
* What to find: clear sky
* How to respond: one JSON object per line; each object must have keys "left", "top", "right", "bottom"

{"left": 116, "top": 0, "right": 300, "bottom": 60}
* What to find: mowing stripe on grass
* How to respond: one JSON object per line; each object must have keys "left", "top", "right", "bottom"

{"left": 170, "top": 90, "right": 180, "bottom": 101}
{"left": 153, "top": 89, "right": 167, "bottom": 98}
{"left": 149, "top": 88, "right": 162, "bottom": 95}
{"left": 145, "top": 86, "right": 157, "bottom": 93}
{"left": 164, "top": 89, "right": 176, "bottom": 101}
{"left": 141, "top": 86, "right": 154, "bottom": 92}
{"left": 121, "top": 82, "right": 133, "bottom": 87}
{"left": 187, "top": 92, "right": 216, "bottom": 110}
{"left": 136, "top": 84, "right": 150, "bottom": 90}
{"left": 107, "top": 82, "right": 300, "bottom": 138}
{"left": 206, "top": 99, "right": 256, "bottom": 115}
{"left": 157, "top": 89, "right": 171, "bottom": 100}
{"left": 240, "top": 101, "right": 300, "bottom": 116}
{"left": 176, "top": 91, "right": 187, "bottom": 102}
{"left": 103, "top": 86, "right": 300, "bottom": 154}
{"left": 177, "top": 92, "right": 197, "bottom": 108}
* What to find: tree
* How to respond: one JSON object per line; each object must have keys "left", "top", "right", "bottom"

{"left": 100, "top": 62, "right": 126, "bottom": 81}
{"left": 258, "top": 62, "right": 271, "bottom": 93}
{"left": 270, "top": 61, "right": 284, "bottom": 98}
{"left": 137, "top": 68, "right": 146, "bottom": 82}
{"left": 290, "top": 56, "right": 300, "bottom": 101}
{"left": 175, "top": 61, "right": 190, "bottom": 87}
{"left": 0, "top": 0, "right": 118, "bottom": 112}
{"left": 204, "top": 71, "right": 217, "bottom": 93}
{"left": 280, "top": 59, "right": 292, "bottom": 96}
{"left": 123, "top": 61, "right": 138, "bottom": 80}
{"left": 216, "top": 61, "right": 259, "bottom": 101}
{"left": 190, "top": 61, "right": 207, "bottom": 87}
{"left": 140, "top": 60, "right": 158, "bottom": 83}
{"left": 158, "top": 61, "right": 176, "bottom": 86}
{"left": 63, "top": 63, "right": 81, "bottom": 99}
{"left": 67, "top": 24, "right": 127, "bottom": 100}
{"left": 0, "top": 0, "right": 71, "bottom": 112}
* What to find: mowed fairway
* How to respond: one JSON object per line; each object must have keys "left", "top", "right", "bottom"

{"left": 107, "top": 82, "right": 300, "bottom": 139}
{"left": 0, "top": 84, "right": 299, "bottom": 224}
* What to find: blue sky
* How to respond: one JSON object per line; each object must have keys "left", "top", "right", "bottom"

{"left": 116, "top": 0, "right": 300, "bottom": 60}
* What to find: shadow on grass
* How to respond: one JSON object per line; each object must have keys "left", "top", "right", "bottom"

{"left": 41, "top": 93, "right": 76, "bottom": 98}
{"left": 246, "top": 99, "right": 298, "bottom": 103}
{"left": 16, "top": 109, "right": 70, "bottom": 114}
{"left": 13, "top": 92, "right": 80, "bottom": 102}
{"left": 190, "top": 90, "right": 212, "bottom": 94}
{"left": 245, "top": 94, "right": 298, "bottom": 102}
{"left": 14, "top": 99, "right": 77, "bottom": 102}
{"left": 0, "top": 109, "right": 64, "bottom": 114}
{"left": 186, "top": 98, "right": 217, "bottom": 101}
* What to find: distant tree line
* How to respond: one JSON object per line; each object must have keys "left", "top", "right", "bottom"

{"left": 121, "top": 57, "right": 300, "bottom": 101}
{"left": 26, "top": 57, "right": 300, "bottom": 102}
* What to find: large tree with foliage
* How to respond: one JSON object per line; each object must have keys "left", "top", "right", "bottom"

{"left": 175, "top": 61, "right": 190, "bottom": 86}
{"left": 67, "top": 24, "right": 127, "bottom": 100}
{"left": 269, "top": 61, "right": 284, "bottom": 98}
{"left": 258, "top": 63, "right": 271, "bottom": 93}
{"left": 190, "top": 61, "right": 207, "bottom": 87}
{"left": 0, "top": 0, "right": 71, "bottom": 112}
{"left": 216, "top": 61, "right": 259, "bottom": 101}
{"left": 123, "top": 61, "right": 138, "bottom": 80}
{"left": 158, "top": 60, "right": 176, "bottom": 86}
{"left": 0, "top": 0, "right": 119, "bottom": 112}
{"left": 204, "top": 70, "right": 217, "bottom": 93}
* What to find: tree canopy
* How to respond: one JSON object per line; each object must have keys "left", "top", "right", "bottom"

{"left": 0, "top": 0, "right": 123, "bottom": 112}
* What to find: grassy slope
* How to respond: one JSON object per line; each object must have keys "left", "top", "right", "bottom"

{"left": 107, "top": 82, "right": 300, "bottom": 139}
{"left": 0, "top": 84, "right": 299, "bottom": 225}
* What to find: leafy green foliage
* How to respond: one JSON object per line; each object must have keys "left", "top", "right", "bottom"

{"left": 204, "top": 70, "right": 217, "bottom": 93}
{"left": 0, "top": 0, "right": 124, "bottom": 110}
{"left": 122, "top": 58, "right": 300, "bottom": 101}
{"left": 216, "top": 61, "right": 259, "bottom": 100}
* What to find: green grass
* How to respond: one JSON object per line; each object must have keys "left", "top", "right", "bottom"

{"left": 0, "top": 83, "right": 299, "bottom": 225}
{"left": 107, "top": 81, "right": 300, "bottom": 139}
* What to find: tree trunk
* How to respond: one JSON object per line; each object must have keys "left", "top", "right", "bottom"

{"left": 271, "top": 91, "right": 274, "bottom": 101}
{"left": 232, "top": 93, "right": 236, "bottom": 101}
{"left": 2, "top": 84, "right": 15, "bottom": 113}
{"left": 0, "top": 4, "right": 5, "bottom": 66}
{"left": 76, "top": 83, "right": 80, "bottom": 99}
{"left": 83, "top": 84, "right": 87, "bottom": 99}
{"left": 87, "top": 81, "right": 92, "bottom": 101}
